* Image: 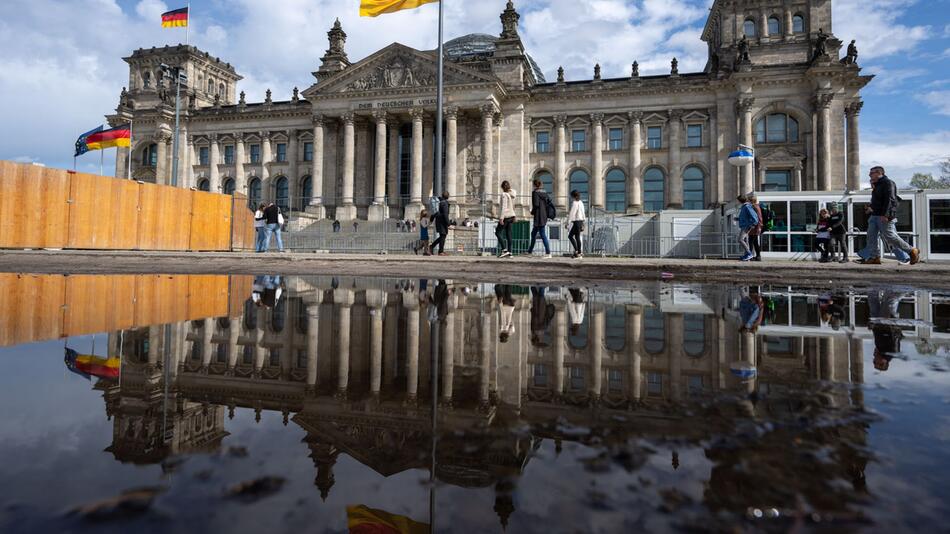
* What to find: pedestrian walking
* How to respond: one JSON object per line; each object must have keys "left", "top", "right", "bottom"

{"left": 566, "top": 190, "right": 586, "bottom": 258}
{"left": 495, "top": 284, "right": 516, "bottom": 342}
{"left": 737, "top": 195, "right": 759, "bottom": 261}
{"left": 253, "top": 202, "right": 266, "bottom": 253}
{"left": 263, "top": 202, "right": 284, "bottom": 252}
{"left": 856, "top": 166, "right": 919, "bottom": 265}
{"left": 827, "top": 202, "right": 848, "bottom": 262}
{"left": 416, "top": 209, "right": 431, "bottom": 255}
{"left": 527, "top": 179, "right": 552, "bottom": 258}
{"left": 332, "top": 219, "right": 341, "bottom": 233}
{"left": 815, "top": 208, "right": 832, "bottom": 262}
{"left": 529, "top": 286, "right": 554, "bottom": 347}
{"left": 495, "top": 181, "right": 516, "bottom": 258}
{"left": 567, "top": 288, "right": 586, "bottom": 336}
{"left": 749, "top": 193, "right": 764, "bottom": 261}
{"left": 430, "top": 191, "right": 451, "bottom": 256}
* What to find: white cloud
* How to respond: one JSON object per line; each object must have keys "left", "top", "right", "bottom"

{"left": 862, "top": 65, "right": 929, "bottom": 93}
{"left": 862, "top": 130, "right": 950, "bottom": 184}
{"left": 833, "top": 0, "right": 930, "bottom": 59}
{"left": 917, "top": 90, "right": 950, "bottom": 116}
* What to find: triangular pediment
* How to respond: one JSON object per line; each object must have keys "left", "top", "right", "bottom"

{"left": 303, "top": 43, "right": 499, "bottom": 96}
{"left": 759, "top": 146, "right": 805, "bottom": 162}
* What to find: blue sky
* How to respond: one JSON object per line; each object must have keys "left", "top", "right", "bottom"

{"left": 0, "top": 0, "right": 947, "bottom": 184}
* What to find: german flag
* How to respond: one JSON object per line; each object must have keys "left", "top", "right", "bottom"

{"left": 359, "top": 0, "right": 439, "bottom": 17}
{"left": 65, "top": 348, "right": 120, "bottom": 381}
{"left": 347, "top": 505, "right": 429, "bottom": 534}
{"left": 84, "top": 124, "right": 131, "bottom": 152}
{"left": 161, "top": 7, "right": 189, "bottom": 28}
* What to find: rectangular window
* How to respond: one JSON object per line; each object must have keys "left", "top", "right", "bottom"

{"left": 569, "top": 366, "right": 585, "bottom": 390}
{"left": 931, "top": 199, "right": 950, "bottom": 255}
{"left": 224, "top": 145, "right": 234, "bottom": 164}
{"left": 608, "top": 369, "right": 623, "bottom": 392}
{"left": 647, "top": 126, "right": 662, "bottom": 149}
{"left": 198, "top": 146, "right": 209, "bottom": 165}
{"left": 303, "top": 142, "right": 314, "bottom": 162}
{"left": 533, "top": 364, "right": 548, "bottom": 387}
{"left": 536, "top": 131, "right": 550, "bottom": 153}
{"left": 250, "top": 144, "right": 261, "bottom": 163}
{"left": 276, "top": 143, "right": 287, "bottom": 162}
{"left": 647, "top": 372, "right": 663, "bottom": 396}
{"left": 687, "top": 124, "right": 703, "bottom": 148}
{"left": 571, "top": 129, "right": 586, "bottom": 152}
{"left": 763, "top": 170, "right": 791, "bottom": 192}
{"left": 608, "top": 128, "right": 623, "bottom": 151}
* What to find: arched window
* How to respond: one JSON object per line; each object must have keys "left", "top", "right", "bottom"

{"left": 142, "top": 144, "right": 158, "bottom": 167}
{"left": 534, "top": 171, "right": 553, "bottom": 194}
{"left": 207, "top": 79, "right": 214, "bottom": 94}
{"left": 274, "top": 176, "right": 289, "bottom": 213}
{"left": 743, "top": 18, "right": 757, "bottom": 37}
{"left": 643, "top": 308, "right": 665, "bottom": 354}
{"left": 248, "top": 177, "right": 262, "bottom": 208}
{"left": 643, "top": 167, "right": 665, "bottom": 212}
{"left": 605, "top": 306, "right": 626, "bottom": 352}
{"left": 271, "top": 297, "right": 286, "bottom": 333}
{"left": 755, "top": 113, "right": 800, "bottom": 144}
{"left": 683, "top": 166, "right": 706, "bottom": 210}
{"left": 299, "top": 176, "right": 312, "bottom": 210}
{"left": 197, "top": 178, "right": 211, "bottom": 192}
{"left": 142, "top": 71, "right": 151, "bottom": 89}
{"left": 683, "top": 314, "right": 706, "bottom": 356}
{"left": 223, "top": 178, "right": 236, "bottom": 195}
{"left": 605, "top": 168, "right": 626, "bottom": 213}
{"left": 218, "top": 83, "right": 225, "bottom": 97}
{"left": 792, "top": 14, "right": 805, "bottom": 33}
{"left": 569, "top": 169, "right": 590, "bottom": 204}
{"left": 768, "top": 16, "right": 781, "bottom": 35}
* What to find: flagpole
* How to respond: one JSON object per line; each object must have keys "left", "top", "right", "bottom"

{"left": 433, "top": 0, "right": 444, "bottom": 201}
{"left": 185, "top": 0, "right": 190, "bottom": 45}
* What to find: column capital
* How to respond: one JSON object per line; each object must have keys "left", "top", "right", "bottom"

{"left": 444, "top": 106, "right": 459, "bottom": 120}
{"left": 186, "top": 134, "right": 195, "bottom": 145}
{"left": 209, "top": 132, "right": 219, "bottom": 142}
{"left": 668, "top": 109, "right": 683, "bottom": 122}
{"left": 627, "top": 111, "right": 643, "bottom": 124}
{"left": 154, "top": 131, "right": 172, "bottom": 142}
{"left": 554, "top": 114, "right": 568, "bottom": 126}
{"left": 409, "top": 107, "right": 425, "bottom": 121}
{"left": 312, "top": 114, "right": 325, "bottom": 127}
{"left": 845, "top": 100, "right": 864, "bottom": 117}
{"left": 813, "top": 93, "right": 834, "bottom": 110}
{"left": 480, "top": 103, "right": 498, "bottom": 117}
{"left": 736, "top": 98, "right": 755, "bottom": 114}
{"left": 340, "top": 112, "right": 356, "bottom": 124}
{"left": 287, "top": 128, "right": 298, "bottom": 138}
{"left": 260, "top": 130, "right": 271, "bottom": 140}
{"left": 234, "top": 131, "right": 245, "bottom": 141}
{"left": 371, "top": 110, "right": 388, "bottom": 123}
{"left": 590, "top": 113, "right": 604, "bottom": 123}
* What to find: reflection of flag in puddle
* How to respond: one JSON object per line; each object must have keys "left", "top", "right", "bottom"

{"left": 64, "top": 348, "right": 120, "bottom": 381}
{"left": 347, "top": 505, "right": 429, "bottom": 534}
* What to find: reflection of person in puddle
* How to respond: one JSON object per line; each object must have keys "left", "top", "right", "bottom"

{"left": 872, "top": 323, "right": 902, "bottom": 371}
{"left": 867, "top": 288, "right": 906, "bottom": 319}
{"left": 495, "top": 284, "right": 516, "bottom": 343}
{"left": 567, "top": 288, "right": 586, "bottom": 337}
{"left": 738, "top": 287, "right": 764, "bottom": 333}
{"left": 252, "top": 275, "right": 283, "bottom": 308}
{"left": 530, "top": 286, "right": 554, "bottom": 347}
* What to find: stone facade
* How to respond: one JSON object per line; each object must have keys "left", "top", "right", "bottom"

{"left": 109, "top": 0, "right": 871, "bottom": 220}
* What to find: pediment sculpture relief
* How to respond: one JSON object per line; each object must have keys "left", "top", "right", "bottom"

{"left": 345, "top": 57, "right": 436, "bottom": 91}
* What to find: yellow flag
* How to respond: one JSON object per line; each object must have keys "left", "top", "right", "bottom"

{"left": 359, "top": 0, "right": 439, "bottom": 17}
{"left": 347, "top": 505, "right": 430, "bottom": 534}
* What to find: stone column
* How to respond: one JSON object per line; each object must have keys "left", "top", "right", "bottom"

{"left": 708, "top": 109, "right": 719, "bottom": 204}
{"left": 480, "top": 104, "right": 495, "bottom": 202}
{"left": 442, "top": 295, "right": 456, "bottom": 403}
{"left": 668, "top": 314, "right": 683, "bottom": 401}
{"left": 554, "top": 114, "right": 568, "bottom": 207}
{"left": 184, "top": 135, "right": 195, "bottom": 188}
{"left": 845, "top": 101, "right": 863, "bottom": 191}
{"left": 740, "top": 330, "right": 756, "bottom": 397}
{"left": 668, "top": 110, "right": 683, "bottom": 208}
{"left": 338, "top": 113, "right": 357, "bottom": 220}
{"left": 366, "top": 290, "right": 386, "bottom": 397}
{"left": 368, "top": 111, "right": 389, "bottom": 221}
{"left": 758, "top": 165, "right": 767, "bottom": 191}
{"left": 590, "top": 309, "right": 604, "bottom": 399}
{"left": 408, "top": 108, "right": 425, "bottom": 213}
{"left": 737, "top": 98, "right": 755, "bottom": 195}
{"left": 260, "top": 132, "right": 272, "bottom": 200}
{"left": 406, "top": 302, "right": 420, "bottom": 401}
{"left": 234, "top": 133, "right": 246, "bottom": 194}
{"left": 590, "top": 114, "right": 605, "bottom": 208}
{"left": 201, "top": 318, "right": 213, "bottom": 370}
{"left": 288, "top": 129, "right": 299, "bottom": 206}
{"left": 387, "top": 117, "right": 400, "bottom": 209}
{"left": 627, "top": 307, "right": 643, "bottom": 401}
{"left": 209, "top": 134, "right": 220, "bottom": 192}
{"left": 306, "top": 301, "right": 321, "bottom": 391}
{"left": 228, "top": 318, "right": 240, "bottom": 371}
{"left": 628, "top": 112, "right": 642, "bottom": 212}
{"left": 334, "top": 290, "right": 354, "bottom": 396}
{"left": 816, "top": 94, "right": 834, "bottom": 191}
{"left": 793, "top": 163, "right": 804, "bottom": 191}
{"left": 445, "top": 107, "right": 459, "bottom": 212}
{"left": 155, "top": 132, "right": 169, "bottom": 185}
{"left": 309, "top": 116, "right": 326, "bottom": 217}
{"left": 785, "top": 9, "right": 793, "bottom": 38}
{"left": 479, "top": 306, "right": 492, "bottom": 406}
{"left": 554, "top": 308, "right": 567, "bottom": 395}
{"left": 115, "top": 140, "right": 130, "bottom": 179}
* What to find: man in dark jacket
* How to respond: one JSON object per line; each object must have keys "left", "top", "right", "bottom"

{"left": 262, "top": 202, "right": 284, "bottom": 252}
{"left": 430, "top": 191, "right": 451, "bottom": 256}
{"left": 527, "top": 179, "right": 552, "bottom": 257}
{"left": 856, "top": 166, "right": 918, "bottom": 265}
{"left": 827, "top": 202, "right": 848, "bottom": 263}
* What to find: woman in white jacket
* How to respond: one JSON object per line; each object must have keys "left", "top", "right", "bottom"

{"left": 566, "top": 190, "right": 586, "bottom": 258}
{"left": 495, "top": 180, "right": 517, "bottom": 258}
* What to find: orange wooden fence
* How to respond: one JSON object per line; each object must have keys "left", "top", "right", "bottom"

{"left": 0, "top": 273, "right": 252, "bottom": 347}
{"left": 0, "top": 160, "right": 255, "bottom": 251}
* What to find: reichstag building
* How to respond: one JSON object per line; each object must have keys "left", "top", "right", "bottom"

{"left": 109, "top": 0, "right": 870, "bottom": 220}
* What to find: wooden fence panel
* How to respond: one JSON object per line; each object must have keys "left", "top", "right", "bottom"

{"left": 230, "top": 194, "right": 255, "bottom": 251}
{"left": 137, "top": 182, "right": 193, "bottom": 250}
{"left": 0, "top": 162, "right": 70, "bottom": 249}
{"left": 0, "top": 274, "right": 65, "bottom": 347}
{"left": 67, "top": 172, "right": 119, "bottom": 248}
{"left": 188, "top": 275, "right": 230, "bottom": 320}
{"left": 112, "top": 180, "right": 141, "bottom": 249}
{"left": 189, "top": 191, "right": 231, "bottom": 251}
{"left": 228, "top": 275, "right": 253, "bottom": 317}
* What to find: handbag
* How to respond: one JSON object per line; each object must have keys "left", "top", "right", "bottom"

{"left": 277, "top": 212, "right": 285, "bottom": 225}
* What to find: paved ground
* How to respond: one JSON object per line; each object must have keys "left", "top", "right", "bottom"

{"left": 1, "top": 250, "right": 948, "bottom": 289}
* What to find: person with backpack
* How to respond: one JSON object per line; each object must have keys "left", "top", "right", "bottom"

{"left": 253, "top": 203, "right": 266, "bottom": 253}
{"left": 430, "top": 191, "right": 451, "bottom": 256}
{"left": 827, "top": 202, "right": 848, "bottom": 263}
{"left": 566, "top": 190, "right": 585, "bottom": 258}
{"left": 262, "top": 202, "right": 284, "bottom": 252}
{"left": 737, "top": 194, "right": 759, "bottom": 261}
{"left": 495, "top": 180, "right": 516, "bottom": 258}
{"left": 527, "top": 179, "right": 553, "bottom": 258}
{"left": 749, "top": 193, "right": 764, "bottom": 261}
{"left": 857, "top": 166, "right": 919, "bottom": 265}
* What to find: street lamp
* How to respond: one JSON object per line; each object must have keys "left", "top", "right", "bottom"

{"left": 160, "top": 63, "right": 188, "bottom": 188}
{"left": 728, "top": 144, "right": 755, "bottom": 167}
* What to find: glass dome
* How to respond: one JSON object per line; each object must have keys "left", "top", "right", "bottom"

{"left": 443, "top": 33, "right": 546, "bottom": 83}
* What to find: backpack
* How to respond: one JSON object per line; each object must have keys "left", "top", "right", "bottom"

{"left": 761, "top": 204, "right": 775, "bottom": 231}
{"left": 545, "top": 194, "right": 557, "bottom": 220}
